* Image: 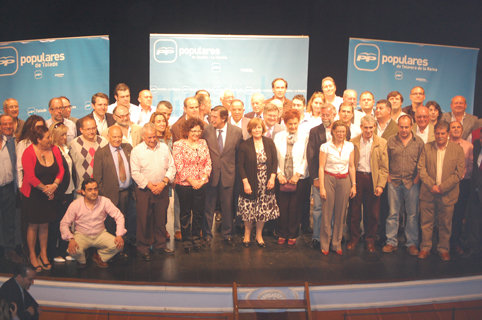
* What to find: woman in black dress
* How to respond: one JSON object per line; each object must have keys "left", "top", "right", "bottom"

{"left": 20, "top": 126, "right": 64, "bottom": 271}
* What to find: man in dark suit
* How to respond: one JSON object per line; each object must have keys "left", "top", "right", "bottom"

{"left": 93, "top": 126, "right": 133, "bottom": 246}
{"left": 417, "top": 120, "right": 465, "bottom": 261}
{"left": 202, "top": 106, "right": 243, "bottom": 244}
{"left": 171, "top": 97, "right": 200, "bottom": 142}
{"left": 262, "top": 103, "right": 285, "bottom": 140}
{"left": 464, "top": 127, "right": 482, "bottom": 257}
{"left": 0, "top": 115, "right": 22, "bottom": 263}
{"left": 0, "top": 264, "right": 39, "bottom": 320}
{"left": 76, "top": 92, "right": 115, "bottom": 136}
{"left": 306, "top": 105, "right": 328, "bottom": 249}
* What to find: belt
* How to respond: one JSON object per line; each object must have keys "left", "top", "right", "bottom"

{"left": 356, "top": 171, "right": 372, "bottom": 176}
{"left": 324, "top": 171, "right": 349, "bottom": 179}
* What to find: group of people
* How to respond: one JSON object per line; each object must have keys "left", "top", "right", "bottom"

{"left": 0, "top": 78, "right": 481, "bottom": 277}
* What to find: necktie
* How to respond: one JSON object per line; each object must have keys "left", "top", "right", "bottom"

{"left": 117, "top": 148, "right": 126, "bottom": 183}
{"left": 217, "top": 129, "right": 224, "bottom": 153}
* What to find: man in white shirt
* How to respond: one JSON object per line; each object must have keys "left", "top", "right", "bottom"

{"left": 136, "top": 89, "right": 154, "bottom": 126}
{"left": 441, "top": 95, "right": 480, "bottom": 141}
{"left": 413, "top": 105, "right": 434, "bottom": 144}
{"left": 230, "top": 99, "right": 249, "bottom": 129}
{"left": 130, "top": 123, "right": 176, "bottom": 261}
{"left": 77, "top": 93, "right": 115, "bottom": 136}
{"left": 374, "top": 99, "right": 398, "bottom": 140}
{"left": 347, "top": 115, "right": 389, "bottom": 253}
{"left": 108, "top": 83, "right": 140, "bottom": 123}
{"left": 359, "top": 91, "right": 375, "bottom": 117}
{"left": 45, "top": 97, "right": 77, "bottom": 143}
{"left": 101, "top": 105, "right": 142, "bottom": 147}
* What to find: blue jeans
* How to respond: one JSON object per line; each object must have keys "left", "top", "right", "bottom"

{"left": 386, "top": 182, "right": 420, "bottom": 247}
{"left": 312, "top": 185, "right": 322, "bottom": 241}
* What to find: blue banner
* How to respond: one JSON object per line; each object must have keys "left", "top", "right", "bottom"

{"left": 150, "top": 34, "right": 309, "bottom": 119}
{"left": 347, "top": 38, "right": 479, "bottom": 114}
{"left": 0, "top": 36, "right": 109, "bottom": 120}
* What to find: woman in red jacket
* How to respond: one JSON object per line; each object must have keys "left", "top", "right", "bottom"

{"left": 21, "top": 125, "right": 64, "bottom": 272}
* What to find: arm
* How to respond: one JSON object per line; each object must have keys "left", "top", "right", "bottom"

{"left": 266, "top": 139, "right": 277, "bottom": 190}
{"left": 130, "top": 147, "right": 148, "bottom": 188}
{"left": 200, "top": 140, "right": 212, "bottom": 184}
{"left": 92, "top": 148, "right": 104, "bottom": 192}
{"left": 104, "top": 197, "right": 127, "bottom": 237}
{"left": 318, "top": 150, "right": 327, "bottom": 199}
{"left": 290, "top": 135, "right": 308, "bottom": 184}
{"left": 417, "top": 145, "right": 435, "bottom": 190}
{"left": 439, "top": 144, "right": 465, "bottom": 193}
{"left": 237, "top": 143, "right": 252, "bottom": 194}
{"left": 349, "top": 150, "right": 357, "bottom": 198}
{"left": 375, "top": 141, "right": 389, "bottom": 196}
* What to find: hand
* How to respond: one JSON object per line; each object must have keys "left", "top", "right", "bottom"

{"left": 413, "top": 176, "right": 420, "bottom": 185}
{"left": 374, "top": 186, "right": 383, "bottom": 197}
{"left": 350, "top": 185, "right": 357, "bottom": 199}
{"left": 278, "top": 174, "right": 288, "bottom": 185}
{"left": 191, "top": 180, "right": 202, "bottom": 190}
{"left": 319, "top": 187, "right": 327, "bottom": 200}
{"left": 288, "top": 176, "right": 299, "bottom": 185}
{"left": 267, "top": 177, "right": 275, "bottom": 190}
{"left": 43, "top": 183, "right": 57, "bottom": 197}
{"left": 114, "top": 236, "right": 124, "bottom": 250}
{"left": 313, "top": 179, "right": 320, "bottom": 188}
{"left": 243, "top": 182, "right": 252, "bottom": 195}
{"left": 26, "top": 305, "right": 35, "bottom": 316}
{"left": 67, "top": 238, "right": 79, "bottom": 255}
{"left": 431, "top": 185, "right": 442, "bottom": 194}
{"left": 387, "top": 175, "right": 392, "bottom": 183}
{"left": 9, "top": 302, "right": 17, "bottom": 317}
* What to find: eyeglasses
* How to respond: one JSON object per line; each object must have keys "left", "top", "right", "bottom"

{"left": 50, "top": 107, "right": 65, "bottom": 111}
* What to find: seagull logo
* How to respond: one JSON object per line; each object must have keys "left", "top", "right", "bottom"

{"left": 0, "top": 56, "right": 15, "bottom": 66}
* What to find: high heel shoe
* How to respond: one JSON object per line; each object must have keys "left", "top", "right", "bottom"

{"left": 242, "top": 241, "right": 250, "bottom": 248}
{"left": 256, "top": 240, "right": 266, "bottom": 248}
{"left": 38, "top": 255, "right": 52, "bottom": 271}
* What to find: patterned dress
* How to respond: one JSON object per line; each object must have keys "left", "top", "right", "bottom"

{"left": 237, "top": 148, "right": 280, "bottom": 223}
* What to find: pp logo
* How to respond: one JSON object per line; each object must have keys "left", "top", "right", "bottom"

{"left": 0, "top": 46, "right": 19, "bottom": 76}
{"left": 354, "top": 43, "right": 380, "bottom": 71}
{"left": 153, "top": 39, "right": 177, "bottom": 63}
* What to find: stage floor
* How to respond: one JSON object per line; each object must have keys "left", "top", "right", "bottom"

{"left": 1, "top": 227, "right": 481, "bottom": 286}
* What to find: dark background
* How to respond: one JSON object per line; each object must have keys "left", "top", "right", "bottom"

{"left": 1, "top": 0, "right": 481, "bottom": 116}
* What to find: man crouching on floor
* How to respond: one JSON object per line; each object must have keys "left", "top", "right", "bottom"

{"left": 60, "top": 177, "right": 126, "bottom": 268}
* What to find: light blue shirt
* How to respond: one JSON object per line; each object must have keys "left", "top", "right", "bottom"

{"left": 109, "top": 144, "right": 131, "bottom": 189}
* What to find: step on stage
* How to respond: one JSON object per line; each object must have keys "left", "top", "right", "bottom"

{"left": 1, "top": 229, "right": 482, "bottom": 316}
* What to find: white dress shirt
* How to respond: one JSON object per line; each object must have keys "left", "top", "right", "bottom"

{"left": 130, "top": 141, "right": 176, "bottom": 189}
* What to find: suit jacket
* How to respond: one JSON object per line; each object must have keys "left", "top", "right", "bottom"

{"left": 306, "top": 124, "right": 327, "bottom": 181}
{"left": 5, "top": 135, "right": 17, "bottom": 192}
{"left": 202, "top": 123, "right": 243, "bottom": 187}
{"left": 471, "top": 138, "right": 482, "bottom": 202}
{"left": 237, "top": 136, "right": 277, "bottom": 200}
{"left": 351, "top": 135, "right": 389, "bottom": 190}
{"left": 264, "top": 123, "right": 284, "bottom": 140}
{"left": 93, "top": 143, "right": 132, "bottom": 205}
{"left": 418, "top": 140, "right": 465, "bottom": 206}
{"left": 375, "top": 119, "right": 398, "bottom": 140}
{"left": 412, "top": 123, "right": 435, "bottom": 143}
{"left": 0, "top": 277, "right": 39, "bottom": 320}
{"left": 441, "top": 112, "right": 480, "bottom": 140}
{"left": 244, "top": 111, "right": 263, "bottom": 119}
{"left": 76, "top": 112, "right": 115, "bottom": 136}
{"left": 171, "top": 115, "right": 187, "bottom": 143}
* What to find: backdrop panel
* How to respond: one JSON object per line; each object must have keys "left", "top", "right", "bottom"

{"left": 150, "top": 34, "right": 309, "bottom": 120}
{"left": 347, "top": 38, "right": 479, "bottom": 114}
{"left": 0, "top": 36, "right": 109, "bottom": 120}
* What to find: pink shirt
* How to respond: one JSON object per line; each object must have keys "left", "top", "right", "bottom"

{"left": 60, "top": 196, "right": 126, "bottom": 239}
{"left": 453, "top": 138, "right": 473, "bottom": 179}
{"left": 172, "top": 139, "right": 212, "bottom": 186}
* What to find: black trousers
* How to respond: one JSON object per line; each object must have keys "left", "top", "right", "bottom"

{"left": 176, "top": 184, "right": 205, "bottom": 248}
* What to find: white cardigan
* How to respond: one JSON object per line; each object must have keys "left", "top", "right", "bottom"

{"left": 274, "top": 130, "right": 309, "bottom": 179}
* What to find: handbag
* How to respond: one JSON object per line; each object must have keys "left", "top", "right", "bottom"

{"left": 279, "top": 182, "right": 297, "bottom": 192}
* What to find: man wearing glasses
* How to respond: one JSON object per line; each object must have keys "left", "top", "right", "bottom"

{"left": 45, "top": 97, "right": 77, "bottom": 143}
{"left": 101, "top": 105, "right": 142, "bottom": 147}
